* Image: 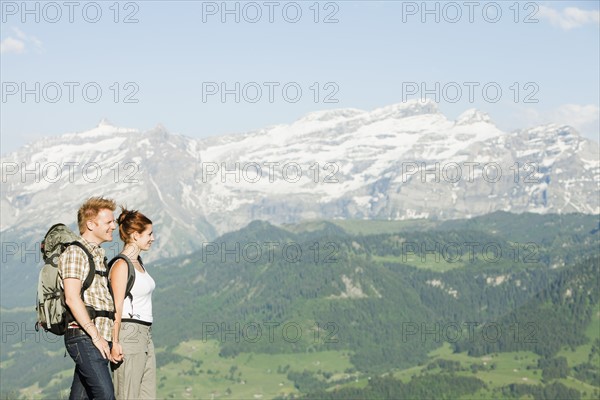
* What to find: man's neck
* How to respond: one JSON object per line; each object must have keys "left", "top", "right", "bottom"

{"left": 81, "top": 232, "right": 102, "bottom": 247}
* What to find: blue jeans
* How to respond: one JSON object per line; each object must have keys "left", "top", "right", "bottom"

{"left": 65, "top": 331, "right": 115, "bottom": 400}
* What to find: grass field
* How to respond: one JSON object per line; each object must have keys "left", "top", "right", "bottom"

{"left": 157, "top": 340, "right": 354, "bottom": 399}
{"left": 372, "top": 254, "right": 466, "bottom": 272}
{"left": 19, "top": 368, "right": 72, "bottom": 400}
{"left": 393, "top": 342, "right": 599, "bottom": 400}
{"left": 386, "top": 308, "right": 600, "bottom": 400}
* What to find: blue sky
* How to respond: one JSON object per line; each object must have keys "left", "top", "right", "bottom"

{"left": 1, "top": 0, "right": 599, "bottom": 154}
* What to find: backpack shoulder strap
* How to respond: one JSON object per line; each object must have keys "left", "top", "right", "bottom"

{"left": 62, "top": 241, "right": 115, "bottom": 323}
{"left": 65, "top": 241, "right": 96, "bottom": 295}
{"left": 108, "top": 255, "right": 136, "bottom": 300}
{"left": 137, "top": 255, "right": 145, "bottom": 272}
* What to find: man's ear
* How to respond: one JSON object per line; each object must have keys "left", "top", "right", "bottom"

{"left": 85, "top": 219, "right": 95, "bottom": 231}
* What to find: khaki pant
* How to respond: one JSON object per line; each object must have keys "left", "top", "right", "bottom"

{"left": 111, "top": 322, "right": 156, "bottom": 400}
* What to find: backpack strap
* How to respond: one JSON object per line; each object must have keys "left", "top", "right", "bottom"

{"left": 85, "top": 306, "right": 115, "bottom": 321}
{"left": 66, "top": 241, "right": 97, "bottom": 295}
{"left": 65, "top": 241, "right": 115, "bottom": 321}
{"left": 107, "top": 255, "right": 136, "bottom": 301}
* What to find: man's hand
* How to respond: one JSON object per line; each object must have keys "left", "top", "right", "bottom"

{"left": 64, "top": 278, "right": 113, "bottom": 360}
{"left": 93, "top": 335, "right": 112, "bottom": 361}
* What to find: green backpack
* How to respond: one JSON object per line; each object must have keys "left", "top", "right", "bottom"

{"left": 35, "top": 223, "right": 111, "bottom": 335}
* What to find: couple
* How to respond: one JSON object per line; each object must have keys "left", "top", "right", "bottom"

{"left": 58, "top": 197, "right": 156, "bottom": 399}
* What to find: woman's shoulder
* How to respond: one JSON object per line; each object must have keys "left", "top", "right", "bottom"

{"left": 109, "top": 256, "right": 130, "bottom": 274}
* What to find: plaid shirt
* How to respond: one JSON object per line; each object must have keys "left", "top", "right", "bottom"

{"left": 58, "top": 237, "right": 114, "bottom": 341}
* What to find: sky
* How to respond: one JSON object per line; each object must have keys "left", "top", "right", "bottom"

{"left": 1, "top": 0, "right": 599, "bottom": 154}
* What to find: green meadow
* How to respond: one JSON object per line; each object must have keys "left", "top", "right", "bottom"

{"left": 156, "top": 340, "right": 354, "bottom": 399}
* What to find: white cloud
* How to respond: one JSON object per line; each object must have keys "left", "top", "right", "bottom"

{"left": 12, "top": 27, "right": 27, "bottom": 40}
{"left": 0, "top": 37, "right": 25, "bottom": 54}
{"left": 538, "top": 6, "right": 600, "bottom": 30}
{"left": 0, "top": 28, "right": 43, "bottom": 54}
{"left": 515, "top": 104, "right": 600, "bottom": 141}
{"left": 554, "top": 104, "right": 600, "bottom": 130}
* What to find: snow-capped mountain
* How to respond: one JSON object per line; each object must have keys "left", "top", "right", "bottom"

{"left": 1, "top": 100, "right": 598, "bottom": 305}
{"left": 1, "top": 120, "right": 215, "bottom": 261}
{"left": 191, "top": 101, "right": 598, "bottom": 230}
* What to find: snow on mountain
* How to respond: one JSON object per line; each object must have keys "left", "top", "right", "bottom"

{"left": 1, "top": 100, "right": 598, "bottom": 276}
{"left": 455, "top": 108, "right": 492, "bottom": 125}
{"left": 1, "top": 122, "right": 215, "bottom": 264}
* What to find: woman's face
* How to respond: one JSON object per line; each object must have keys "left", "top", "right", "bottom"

{"left": 133, "top": 224, "right": 154, "bottom": 251}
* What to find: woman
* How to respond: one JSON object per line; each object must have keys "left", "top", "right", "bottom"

{"left": 110, "top": 207, "right": 156, "bottom": 399}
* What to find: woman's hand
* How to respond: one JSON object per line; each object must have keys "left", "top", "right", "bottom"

{"left": 111, "top": 342, "right": 124, "bottom": 363}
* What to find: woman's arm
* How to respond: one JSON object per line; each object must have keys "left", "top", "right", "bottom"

{"left": 109, "top": 259, "right": 128, "bottom": 362}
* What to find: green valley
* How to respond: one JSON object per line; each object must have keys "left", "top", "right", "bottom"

{"left": 1, "top": 212, "right": 598, "bottom": 399}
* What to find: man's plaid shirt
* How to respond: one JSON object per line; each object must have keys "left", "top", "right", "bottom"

{"left": 58, "top": 237, "right": 114, "bottom": 341}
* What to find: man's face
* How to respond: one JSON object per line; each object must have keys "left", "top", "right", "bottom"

{"left": 88, "top": 209, "right": 116, "bottom": 244}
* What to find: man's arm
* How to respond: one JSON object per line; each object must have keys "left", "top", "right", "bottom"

{"left": 64, "top": 278, "right": 112, "bottom": 361}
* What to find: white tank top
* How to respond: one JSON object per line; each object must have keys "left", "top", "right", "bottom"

{"left": 122, "top": 266, "right": 155, "bottom": 323}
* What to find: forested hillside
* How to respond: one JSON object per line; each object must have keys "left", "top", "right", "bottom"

{"left": 1, "top": 212, "right": 598, "bottom": 399}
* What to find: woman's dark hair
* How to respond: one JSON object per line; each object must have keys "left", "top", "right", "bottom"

{"left": 117, "top": 206, "right": 152, "bottom": 243}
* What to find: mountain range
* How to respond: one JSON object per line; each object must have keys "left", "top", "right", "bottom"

{"left": 1, "top": 100, "right": 598, "bottom": 306}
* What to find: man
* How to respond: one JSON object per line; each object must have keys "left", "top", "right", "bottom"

{"left": 59, "top": 197, "right": 120, "bottom": 399}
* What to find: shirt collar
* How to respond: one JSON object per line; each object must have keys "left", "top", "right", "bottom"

{"left": 80, "top": 236, "right": 106, "bottom": 258}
